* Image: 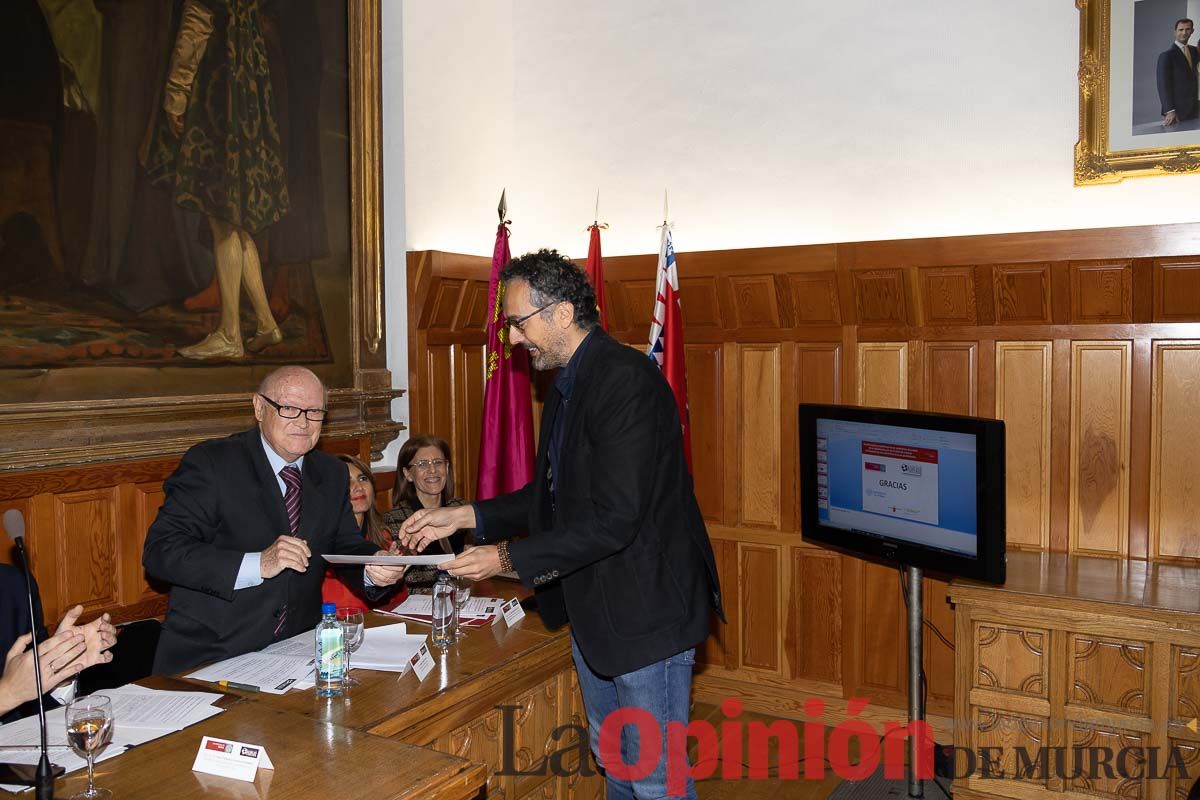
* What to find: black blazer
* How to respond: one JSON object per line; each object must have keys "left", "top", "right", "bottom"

{"left": 476, "top": 329, "right": 723, "bottom": 677}
{"left": 1158, "top": 44, "right": 1200, "bottom": 118}
{"left": 143, "top": 428, "right": 377, "bottom": 675}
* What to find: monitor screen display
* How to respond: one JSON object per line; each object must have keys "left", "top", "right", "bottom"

{"left": 800, "top": 404, "right": 1006, "bottom": 584}
{"left": 816, "top": 418, "right": 977, "bottom": 557}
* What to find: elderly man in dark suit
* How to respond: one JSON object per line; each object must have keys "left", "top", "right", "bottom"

{"left": 1158, "top": 18, "right": 1200, "bottom": 126}
{"left": 400, "top": 249, "right": 723, "bottom": 800}
{"left": 143, "top": 366, "right": 406, "bottom": 675}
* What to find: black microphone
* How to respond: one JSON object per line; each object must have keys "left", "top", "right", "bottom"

{"left": 4, "top": 509, "right": 56, "bottom": 800}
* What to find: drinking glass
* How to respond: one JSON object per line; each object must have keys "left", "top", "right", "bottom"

{"left": 65, "top": 694, "right": 113, "bottom": 800}
{"left": 453, "top": 577, "right": 473, "bottom": 640}
{"left": 336, "top": 608, "right": 365, "bottom": 687}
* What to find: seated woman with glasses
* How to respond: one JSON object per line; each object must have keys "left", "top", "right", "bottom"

{"left": 384, "top": 435, "right": 473, "bottom": 590}
{"left": 321, "top": 454, "right": 406, "bottom": 612}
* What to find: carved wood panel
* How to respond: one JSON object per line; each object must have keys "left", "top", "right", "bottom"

{"left": 125, "top": 483, "right": 165, "bottom": 604}
{"left": 1067, "top": 724, "right": 1146, "bottom": 800}
{"left": 1070, "top": 261, "right": 1133, "bottom": 324}
{"left": 736, "top": 345, "right": 781, "bottom": 529}
{"left": 424, "top": 345, "right": 455, "bottom": 448}
{"left": 857, "top": 343, "right": 908, "bottom": 409}
{"left": 996, "top": 342, "right": 1053, "bottom": 551}
{"left": 971, "top": 709, "right": 1049, "bottom": 786}
{"left": 924, "top": 342, "right": 977, "bottom": 416}
{"left": 678, "top": 276, "right": 722, "bottom": 328}
{"left": 854, "top": 560, "right": 906, "bottom": 698}
{"left": 687, "top": 344, "right": 724, "bottom": 523}
{"left": 993, "top": 264, "right": 1052, "bottom": 324}
{"left": 917, "top": 266, "right": 976, "bottom": 325}
{"left": 427, "top": 278, "right": 466, "bottom": 330}
{"left": 786, "top": 271, "right": 841, "bottom": 325}
{"left": 738, "top": 542, "right": 781, "bottom": 674}
{"left": 1154, "top": 259, "right": 1200, "bottom": 321}
{"left": 791, "top": 547, "right": 841, "bottom": 683}
{"left": 728, "top": 275, "right": 782, "bottom": 328}
{"left": 975, "top": 624, "right": 1048, "bottom": 698}
{"left": 1174, "top": 646, "right": 1200, "bottom": 724}
{"left": 455, "top": 344, "right": 486, "bottom": 502}
{"left": 620, "top": 279, "right": 658, "bottom": 334}
{"left": 52, "top": 489, "right": 119, "bottom": 619}
{"left": 1168, "top": 740, "right": 1200, "bottom": 800}
{"left": 457, "top": 280, "right": 491, "bottom": 332}
{"left": 509, "top": 675, "right": 564, "bottom": 797}
{"left": 1150, "top": 342, "right": 1200, "bottom": 561}
{"left": 852, "top": 269, "right": 908, "bottom": 325}
{"left": 1069, "top": 341, "right": 1132, "bottom": 557}
{"left": 1068, "top": 635, "right": 1149, "bottom": 715}
{"left": 442, "top": 705, "right": 508, "bottom": 800}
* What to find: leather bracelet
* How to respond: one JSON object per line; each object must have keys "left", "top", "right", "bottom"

{"left": 497, "top": 541, "right": 514, "bottom": 573}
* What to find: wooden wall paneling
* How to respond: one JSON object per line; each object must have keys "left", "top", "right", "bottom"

{"left": 856, "top": 343, "right": 909, "bottom": 408}
{"left": 842, "top": 557, "right": 907, "bottom": 708}
{"left": 728, "top": 275, "right": 783, "bottom": 329}
{"left": 619, "top": 279, "right": 660, "bottom": 334}
{"left": 785, "top": 271, "right": 842, "bottom": 325}
{"left": 427, "top": 278, "right": 467, "bottom": 331}
{"left": 795, "top": 343, "right": 841, "bottom": 533}
{"left": 1068, "top": 341, "right": 1132, "bottom": 557}
{"left": 722, "top": 343, "right": 740, "bottom": 529}
{"left": 1128, "top": 338, "right": 1151, "bottom": 561}
{"left": 737, "top": 542, "right": 782, "bottom": 675}
{"left": 696, "top": 537, "right": 735, "bottom": 670}
{"left": 455, "top": 344, "right": 486, "bottom": 501}
{"left": 791, "top": 547, "right": 842, "bottom": 683}
{"left": 1132, "top": 258, "right": 1153, "bottom": 323}
{"left": 122, "top": 483, "right": 165, "bottom": 606}
{"left": 977, "top": 338, "right": 996, "bottom": 420}
{"left": 993, "top": 264, "right": 1052, "bottom": 324}
{"left": 1069, "top": 261, "right": 1133, "bottom": 324}
{"left": 1150, "top": 341, "right": 1200, "bottom": 561}
{"left": 918, "top": 266, "right": 977, "bottom": 326}
{"left": 686, "top": 344, "right": 724, "bottom": 523}
{"left": 919, "top": 342, "right": 974, "bottom": 715}
{"left": 852, "top": 269, "right": 909, "bottom": 326}
{"left": 736, "top": 345, "right": 782, "bottom": 529}
{"left": 995, "top": 342, "right": 1053, "bottom": 551}
{"left": 779, "top": 342, "right": 799, "bottom": 535}
{"left": 923, "top": 342, "right": 978, "bottom": 416}
{"left": 1153, "top": 258, "right": 1200, "bottom": 321}
{"left": 52, "top": 489, "right": 120, "bottom": 621}
{"left": 424, "top": 346, "right": 455, "bottom": 452}
{"left": 1050, "top": 339, "right": 1072, "bottom": 552}
{"left": 973, "top": 265, "right": 996, "bottom": 326}
{"left": 456, "top": 280, "right": 491, "bottom": 332}
{"left": 677, "top": 276, "right": 723, "bottom": 329}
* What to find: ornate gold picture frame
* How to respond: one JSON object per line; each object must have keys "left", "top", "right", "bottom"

{"left": 1077, "top": 0, "right": 1200, "bottom": 184}
{"left": 0, "top": 0, "right": 399, "bottom": 470}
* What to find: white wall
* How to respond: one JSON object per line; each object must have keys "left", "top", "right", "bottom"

{"left": 396, "top": 0, "right": 1200, "bottom": 260}
{"left": 380, "top": 0, "right": 408, "bottom": 466}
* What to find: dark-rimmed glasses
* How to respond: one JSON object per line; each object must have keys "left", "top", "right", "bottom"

{"left": 505, "top": 302, "right": 559, "bottom": 333}
{"left": 258, "top": 393, "right": 327, "bottom": 422}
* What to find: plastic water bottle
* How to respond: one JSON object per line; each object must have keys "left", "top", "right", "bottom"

{"left": 431, "top": 571, "right": 457, "bottom": 650}
{"left": 315, "top": 602, "right": 345, "bottom": 697}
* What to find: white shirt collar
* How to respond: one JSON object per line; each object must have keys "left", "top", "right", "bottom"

{"left": 261, "top": 434, "right": 304, "bottom": 477}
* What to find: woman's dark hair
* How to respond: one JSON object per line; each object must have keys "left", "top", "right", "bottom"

{"left": 336, "top": 454, "right": 390, "bottom": 549}
{"left": 392, "top": 435, "right": 455, "bottom": 509}
{"left": 501, "top": 248, "right": 600, "bottom": 330}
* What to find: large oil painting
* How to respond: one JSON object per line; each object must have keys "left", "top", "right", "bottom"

{"left": 0, "top": 0, "right": 397, "bottom": 468}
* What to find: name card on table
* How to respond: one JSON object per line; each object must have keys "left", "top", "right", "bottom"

{"left": 500, "top": 597, "right": 526, "bottom": 626}
{"left": 192, "top": 736, "right": 275, "bottom": 782}
{"left": 409, "top": 640, "right": 435, "bottom": 681}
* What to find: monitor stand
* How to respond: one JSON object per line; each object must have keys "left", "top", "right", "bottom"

{"left": 905, "top": 564, "right": 924, "bottom": 798}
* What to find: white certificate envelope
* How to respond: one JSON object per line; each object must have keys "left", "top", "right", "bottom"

{"left": 322, "top": 554, "right": 453, "bottom": 566}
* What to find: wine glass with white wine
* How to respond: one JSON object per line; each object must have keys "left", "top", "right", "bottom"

{"left": 65, "top": 694, "right": 113, "bottom": 800}
{"left": 336, "top": 607, "right": 365, "bottom": 687}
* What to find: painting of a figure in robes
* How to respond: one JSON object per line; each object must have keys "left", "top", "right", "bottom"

{"left": 0, "top": 0, "right": 349, "bottom": 375}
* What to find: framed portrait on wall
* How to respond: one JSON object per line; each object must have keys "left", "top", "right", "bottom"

{"left": 0, "top": 0, "right": 399, "bottom": 469}
{"left": 1077, "top": 0, "right": 1200, "bottom": 183}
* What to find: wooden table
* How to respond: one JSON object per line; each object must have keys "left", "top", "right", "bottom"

{"left": 949, "top": 551, "right": 1200, "bottom": 800}
{"left": 3, "top": 581, "right": 603, "bottom": 800}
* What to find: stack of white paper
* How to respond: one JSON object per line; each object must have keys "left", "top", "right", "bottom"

{"left": 377, "top": 595, "right": 501, "bottom": 628}
{"left": 186, "top": 644, "right": 314, "bottom": 695}
{"left": 0, "top": 685, "right": 226, "bottom": 793}
{"left": 352, "top": 623, "right": 427, "bottom": 673}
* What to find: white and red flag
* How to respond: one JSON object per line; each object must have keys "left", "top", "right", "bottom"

{"left": 646, "top": 224, "right": 692, "bottom": 471}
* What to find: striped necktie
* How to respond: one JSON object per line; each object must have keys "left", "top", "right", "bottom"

{"left": 281, "top": 465, "right": 302, "bottom": 536}
{"left": 275, "top": 465, "right": 302, "bottom": 637}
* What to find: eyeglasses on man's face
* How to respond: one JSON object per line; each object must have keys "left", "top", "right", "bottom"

{"left": 409, "top": 458, "right": 449, "bottom": 471}
{"left": 258, "top": 393, "right": 327, "bottom": 422}
{"left": 505, "top": 301, "right": 559, "bottom": 334}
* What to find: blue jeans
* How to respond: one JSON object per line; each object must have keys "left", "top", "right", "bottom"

{"left": 570, "top": 634, "right": 698, "bottom": 800}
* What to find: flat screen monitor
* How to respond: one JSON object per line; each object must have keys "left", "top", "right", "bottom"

{"left": 799, "top": 403, "right": 1006, "bottom": 584}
